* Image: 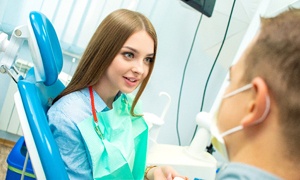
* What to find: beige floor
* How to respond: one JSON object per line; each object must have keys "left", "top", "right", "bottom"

{"left": 0, "top": 139, "right": 14, "bottom": 180}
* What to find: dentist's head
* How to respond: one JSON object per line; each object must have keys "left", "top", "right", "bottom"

{"left": 213, "top": 8, "right": 300, "bottom": 180}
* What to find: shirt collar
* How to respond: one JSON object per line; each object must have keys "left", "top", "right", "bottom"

{"left": 81, "top": 87, "right": 122, "bottom": 112}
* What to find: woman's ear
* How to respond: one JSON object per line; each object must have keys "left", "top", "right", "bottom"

{"left": 241, "top": 77, "right": 270, "bottom": 127}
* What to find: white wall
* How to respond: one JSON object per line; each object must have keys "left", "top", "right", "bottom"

{"left": 0, "top": 0, "right": 298, "bottom": 145}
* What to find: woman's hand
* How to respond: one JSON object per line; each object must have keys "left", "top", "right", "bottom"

{"left": 145, "top": 166, "right": 188, "bottom": 180}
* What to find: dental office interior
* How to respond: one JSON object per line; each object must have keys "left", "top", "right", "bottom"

{"left": 0, "top": 0, "right": 299, "bottom": 179}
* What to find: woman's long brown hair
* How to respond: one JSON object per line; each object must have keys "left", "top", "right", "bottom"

{"left": 53, "top": 9, "right": 157, "bottom": 116}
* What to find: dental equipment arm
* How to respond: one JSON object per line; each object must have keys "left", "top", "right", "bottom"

{"left": 146, "top": 111, "right": 216, "bottom": 180}
{"left": 0, "top": 12, "right": 59, "bottom": 85}
{"left": 0, "top": 26, "right": 28, "bottom": 82}
{"left": 189, "top": 112, "right": 212, "bottom": 154}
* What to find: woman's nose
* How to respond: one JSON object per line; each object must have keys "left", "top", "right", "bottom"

{"left": 132, "top": 59, "right": 145, "bottom": 74}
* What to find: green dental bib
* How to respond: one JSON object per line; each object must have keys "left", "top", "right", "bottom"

{"left": 77, "top": 93, "right": 148, "bottom": 180}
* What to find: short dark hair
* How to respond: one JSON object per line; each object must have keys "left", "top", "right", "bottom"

{"left": 243, "top": 8, "right": 300, "bottom": 154}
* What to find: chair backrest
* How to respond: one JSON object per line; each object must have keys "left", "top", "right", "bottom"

{"left": 16, "top": 11, "right": 69, "bottom": 179}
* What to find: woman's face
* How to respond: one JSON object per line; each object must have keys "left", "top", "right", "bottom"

{"left": 101, "top": 30, "right": 154, "bottom": 95}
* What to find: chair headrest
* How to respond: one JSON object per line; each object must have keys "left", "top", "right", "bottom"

{"left": 29, "top": 11, "right": 63, "bottom": 86}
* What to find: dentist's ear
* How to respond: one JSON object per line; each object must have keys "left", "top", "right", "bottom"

{"left": 241, "top": 77, "right": 270, "bottom": 127}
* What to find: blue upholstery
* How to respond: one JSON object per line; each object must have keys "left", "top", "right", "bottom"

{"left": 29, "top": 11, "right": 63, "bottom": 86}
{"left": 16, "top": 11, "right": 69, "bottom": 179}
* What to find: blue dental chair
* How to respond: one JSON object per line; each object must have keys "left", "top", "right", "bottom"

{"left": 1, "top": 11, "right": 68, "bottom": 179}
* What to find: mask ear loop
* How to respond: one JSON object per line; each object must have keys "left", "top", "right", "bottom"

{"left": 223, "top": 84, "right": 253, "bottom": 99}
{"left": 220, "top": 89, "right": 271, "bottom": 138}
{"left": 220, "top": 126, "right": 243, "bottom": 137}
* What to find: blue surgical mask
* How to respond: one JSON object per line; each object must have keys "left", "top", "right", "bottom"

{"left": 210, "top": 83, "right": 270, "bottom": 161}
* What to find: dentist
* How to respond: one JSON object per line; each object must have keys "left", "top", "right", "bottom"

{"left": 211, "top": 8, "right": 300, "bottom": 180}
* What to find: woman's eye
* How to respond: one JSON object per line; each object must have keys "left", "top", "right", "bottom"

{"left": 123, "top": 52, "right": 134, "bottom": 59}
{"left": 145, "top": 57, "right": 153, "bottom": 63}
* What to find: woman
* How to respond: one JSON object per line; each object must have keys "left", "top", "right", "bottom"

{"left": 48, "top": 9, "right": 183, "bottom": 180}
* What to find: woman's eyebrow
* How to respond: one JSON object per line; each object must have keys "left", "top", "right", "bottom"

{"left": 123, "top": 46, "right": 138, "bottom": 53}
